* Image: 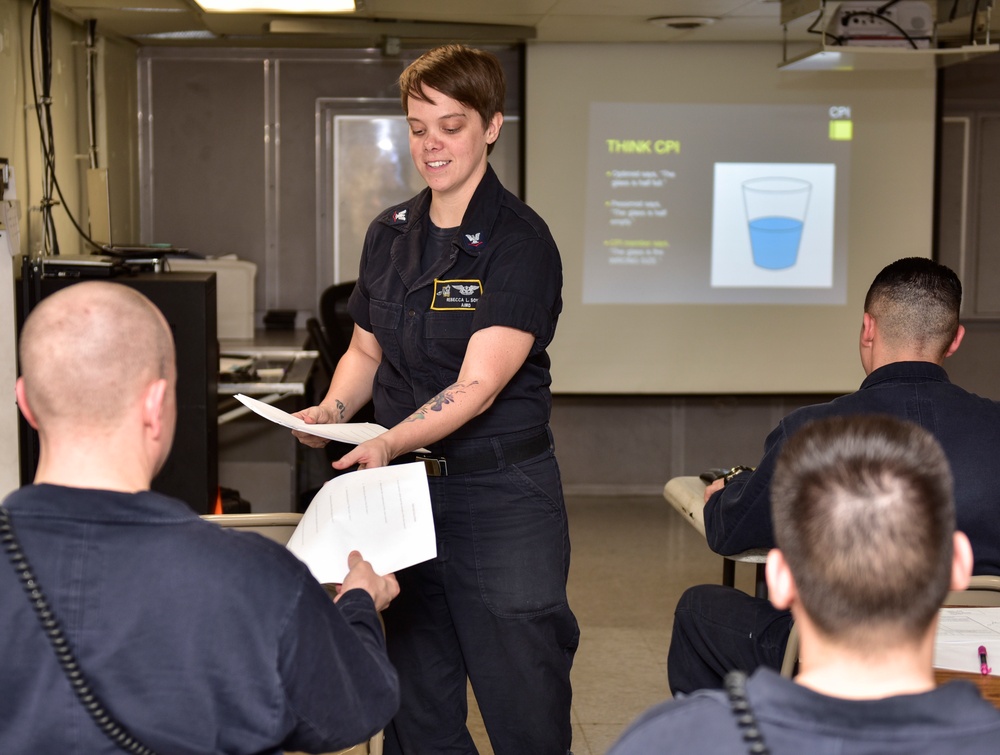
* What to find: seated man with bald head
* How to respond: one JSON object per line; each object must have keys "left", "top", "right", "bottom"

{"left": 612, "top": 416, "right": 1000, "bottom": 754}
{"left": 669, "top": 257, "right": 1000, "bottom": 694}
{"left": 0, "top": 281, "right": 400, "bottom": 754}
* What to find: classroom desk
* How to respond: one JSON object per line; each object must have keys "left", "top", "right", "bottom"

{"left": 663, "top": 475, "right": 770, "bottom": 599}
{"left": 934, "top": 668, "right": 1000, "bottom": 708}
{"left": 217, "top": 329, "right": 318, "bottom": 512}
{"left": 934, "top": 605, "right": 1000, "bottom": 709}
{"left": 218, "top": 329, "right": 318, "bottom": 424}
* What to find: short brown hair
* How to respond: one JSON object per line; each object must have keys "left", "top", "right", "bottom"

{"left": 771, "top": 415, "right": 955, "bottom": 644}
{"left": 399, "top": 44, "right": 505, "bottom": 154}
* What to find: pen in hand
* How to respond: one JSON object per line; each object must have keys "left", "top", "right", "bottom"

{"left": 979, "top": 645, "right": 991, "bottom": 676}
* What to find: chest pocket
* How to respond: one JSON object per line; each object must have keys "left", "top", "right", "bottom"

{"left": 369, "top": 299, "right": 408, "bottom": 388}
{"left": 424, "top": 311, "right": 473, "bottom": 371}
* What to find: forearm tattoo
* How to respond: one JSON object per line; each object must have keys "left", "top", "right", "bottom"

{"left": 405, "top": 380, "right": 479, "bottom": 423}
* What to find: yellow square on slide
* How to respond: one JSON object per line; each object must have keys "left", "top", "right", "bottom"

{"left": 829, "top": 120, "right": 853, "bottom": 141}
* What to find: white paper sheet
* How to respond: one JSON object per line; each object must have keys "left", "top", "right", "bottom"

{"left": 933, "top": 607, "right": 1000, "bottom": 676}
{"left": 234, "top": 392, "right": 393, "bottom": 445}
{"left": 286, "top": 462, "right": 436, "bottom": 584}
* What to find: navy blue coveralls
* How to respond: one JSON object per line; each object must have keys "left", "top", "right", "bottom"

{"left": 349, "top": 165, "right": 580, "bottom": 755}
{"left": 669, "top": 361, "right": 1000, "bottom": 695}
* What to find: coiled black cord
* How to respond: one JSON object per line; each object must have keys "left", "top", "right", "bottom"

{"left": 724, "top": 670, "right": 771, "bottom": 755}
{"left": 0, "top": 506, "right": 158, "bottom": 755}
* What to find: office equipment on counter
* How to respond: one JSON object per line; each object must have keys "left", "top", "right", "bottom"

{"left": 20, "top": 270, "right": 218, "bottom": 513}
{"left": 167, "top": 256, "right": 256, "bottom": 339}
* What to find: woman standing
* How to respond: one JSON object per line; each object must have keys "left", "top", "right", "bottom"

{"left": 294, "top": 44, "right": 578, "bottom": 754}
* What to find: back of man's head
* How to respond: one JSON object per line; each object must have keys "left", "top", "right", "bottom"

{"left": 771, "top": 415, "right": 955, "bottom": 646}
{"left": 19, "top": 281, "right": 175, "bottom": 434}
{"left": 864, "top": 257, "right": 961, "bottom": 359}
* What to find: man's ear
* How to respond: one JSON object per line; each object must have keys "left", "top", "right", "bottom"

{"left": 860, "top": 312, "right": 877, "bottom": 349}
{"left": 950, "top": 531, "right": 974, "bottom": 592}
{"left": 766, "top": 549, "right": 797, "bottom": 611}
{"left": 943, "top": 324, "right": 965, "bottom": 359}
{"left": 142, "top": 378, "right": 168, "bottom": 439}
{"left": 15, "top": 377, "right": 39, "bottom": 430}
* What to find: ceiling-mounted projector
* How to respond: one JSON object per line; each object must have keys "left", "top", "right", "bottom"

{"left": 829, "top": 1, "right": 934, "bottom": 48}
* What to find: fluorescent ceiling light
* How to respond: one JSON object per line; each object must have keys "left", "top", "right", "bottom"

{"left": 194, "top": 0, "right": 354, "bottom": 12}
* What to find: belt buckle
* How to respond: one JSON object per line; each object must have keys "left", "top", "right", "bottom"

{"left": 416, "top": 455, "right": 448, "bottom": 477}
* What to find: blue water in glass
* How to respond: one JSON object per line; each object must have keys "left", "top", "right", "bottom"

{"left": 748, "top": 216, "right": 803, "bottom": 270}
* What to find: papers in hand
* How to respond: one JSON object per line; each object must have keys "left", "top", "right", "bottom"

{"left": 233, "top": 392, "right": 391, "bottom": 446}
{"left": 286, "top": 462, "right": 437, "bottom": 584}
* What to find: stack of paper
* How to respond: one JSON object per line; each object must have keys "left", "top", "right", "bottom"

{"left": 934, "top": 607, "right": 1000, "bottom": 676}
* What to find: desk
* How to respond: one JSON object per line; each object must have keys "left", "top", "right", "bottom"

{"left": 663, "top": 475, "right": 770, "bottom": 599}
{"left": 217, "top": 329, "right": 318, "bottom": 513}
{"left": 934, "top": 604, "right": 1000, "bottom": 709}
{"left": 219, "top": 330, "right": 318, "bottom": 424}
{"left": 934, "top": 668, "right": 1000, "bottom": 708}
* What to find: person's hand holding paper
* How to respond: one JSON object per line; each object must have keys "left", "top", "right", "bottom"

{"left": 335, "top": 550, "right": 400, "bottom": 611}
{"left": 286, "top": 461, "right": 436, "bottom": 585}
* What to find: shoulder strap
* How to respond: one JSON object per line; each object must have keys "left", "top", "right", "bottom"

{"left": 0, "top": 506, "right": 158, "bottom": 755}
{"left": 723, "top": 670, "right": 771, "bottom": 755}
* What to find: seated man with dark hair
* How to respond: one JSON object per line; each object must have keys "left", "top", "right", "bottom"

{"left": 611, "top": 415, "right": 1000, "bottom": 754}
{"left": 669, "top": 257, "right": 1000, "bottom": 694}
{"left": 0, "top": 281, "right": 400, "bottom": 754}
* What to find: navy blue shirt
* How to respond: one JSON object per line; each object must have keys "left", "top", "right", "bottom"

{"left": 0, "top": 485, "right": 399, "bottom": 754}
{"left": 609, "top": 667, "right": 1000, "bottom": 755}
{"left": 704, "top": 361, "right": 1000, "bottom": 575}
{"left": 349, "top": 165, "right": 562, "bottom": 441}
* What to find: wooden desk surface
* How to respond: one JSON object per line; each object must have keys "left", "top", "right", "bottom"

{"left": 663, "top": 475, "right": 769, "bottom": 563}
{"left": 934, "top": 668, "right": 1000, "bottom": 709}
{"left": 663, "top": 476, "right": 708, "bottom": 536}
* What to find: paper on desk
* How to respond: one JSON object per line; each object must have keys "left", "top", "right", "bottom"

{"left": 933, "top": 607, "right": 1000, "bottom": 676}
{"left": 286, "top": 461, "right": 436, "bottom": 584}
{"left": 234, "top": 392, "right": 391, "bottom": 446}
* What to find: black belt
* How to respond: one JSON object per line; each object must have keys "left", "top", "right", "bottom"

{"left": 415, "top": 429, "right": 551, "bottom": 477}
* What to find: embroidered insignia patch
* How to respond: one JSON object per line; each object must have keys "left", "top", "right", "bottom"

{"left": 431, "top": 279, "right": 483, "bottom": 310}
{"left": 463, "top": 232, "right": 484, "bottom": 249}
{"left": 390, "top": 208, "right": 407, "bottom": 224}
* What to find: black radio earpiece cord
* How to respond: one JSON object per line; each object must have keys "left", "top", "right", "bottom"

{"left": 0, "top": 506, "right": 158, "bottom": 755}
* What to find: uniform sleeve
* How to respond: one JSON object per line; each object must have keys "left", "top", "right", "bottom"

{"left": 703, "top": 421, "right": 789, "bottom": 555}
{"left": 347, "top": 222, "right": 378, "bottom": 333}
{"left": 473, "top": 234, "right": 563, "bottom": 352}
{"left": 276, "top": 576, "right": 399, "bottom": 752}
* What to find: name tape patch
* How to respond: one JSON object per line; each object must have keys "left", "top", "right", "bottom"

{"left": 431, "top": 279, "right": 482, "bottom": 310}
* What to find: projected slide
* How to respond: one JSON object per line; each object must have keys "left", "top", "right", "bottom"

{"left": 583, "top": 103, "right": 851, "bottom": 305}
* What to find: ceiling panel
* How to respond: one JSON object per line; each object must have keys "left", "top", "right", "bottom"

{"left": 48, "top": 0, "right": 1000, "bottom": 48}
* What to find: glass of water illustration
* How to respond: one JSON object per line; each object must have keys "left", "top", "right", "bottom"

{"left": 742, "top": 177, "right": 812, "bottom": 270}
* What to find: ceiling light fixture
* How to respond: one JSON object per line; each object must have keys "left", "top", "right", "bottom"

{"left": 193, "top": 0, "right": 355, "bottom": 13}
{"left": 646, "top": 16, "right": 718, "bottom": 30}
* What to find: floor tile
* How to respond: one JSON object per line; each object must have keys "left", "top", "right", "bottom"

{"left": 462, "top": 494, "right": 729, "bottom": 755}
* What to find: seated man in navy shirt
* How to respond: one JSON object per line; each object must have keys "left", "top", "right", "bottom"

{"left": 612, "top": 415, "right": 1000, "bottom": 754}
{"left": 668, "top": 257, "right": 1000, "bottom": 694}
{"left": 0, "top": 281, "right": 400, "bottom": 754}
